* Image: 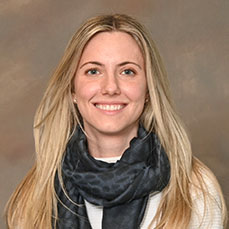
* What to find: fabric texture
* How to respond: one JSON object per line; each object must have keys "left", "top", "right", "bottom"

{"left": 54, "top": 126, "right": 170, "bottom": 229}
{"left": 84, "top": 171, "right": 224, "bottom": 229}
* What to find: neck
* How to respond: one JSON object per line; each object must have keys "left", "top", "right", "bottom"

{"left": 85, "top": 125, "right": 139, "bottom": 158}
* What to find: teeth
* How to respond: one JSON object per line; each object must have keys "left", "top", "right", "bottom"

{"left": 95, "top": 104, "right": 124, "bottom": 111}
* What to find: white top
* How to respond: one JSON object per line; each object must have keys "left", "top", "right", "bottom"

{"left": 85, "top": 157, "right": 223, "bottom": 229}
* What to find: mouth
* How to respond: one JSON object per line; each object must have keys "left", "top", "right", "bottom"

{"left": 94, "top": 103, "right": 126, "bottom": 111}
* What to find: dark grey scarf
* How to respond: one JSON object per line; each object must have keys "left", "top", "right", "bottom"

{"left": 54, "top": 126, "right": 170, "bottom": 229}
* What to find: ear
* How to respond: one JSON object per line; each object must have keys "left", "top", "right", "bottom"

{"left": 72, "top": 93, "right": 77, "bottom": 104}
{"left": 145, "top": 92, "right": 149, "bottom": 103}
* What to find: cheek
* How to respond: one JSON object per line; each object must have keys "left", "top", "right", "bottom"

{"left": 74, "top": 80, "right": 99, "bottom": 101}
{"left": 124, "top": 83, "right": 147, "bottom": 104}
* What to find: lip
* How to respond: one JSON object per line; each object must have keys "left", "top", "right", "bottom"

{"left": 93, "top": 102, "right": 127, "bottom": 113}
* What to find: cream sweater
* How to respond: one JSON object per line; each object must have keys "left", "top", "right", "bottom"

{"left": 84, "top": 156, "right": 223, "bottom": 229}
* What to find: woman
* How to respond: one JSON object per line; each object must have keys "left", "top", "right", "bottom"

{"left": 5, "top": 14, "right": 227, "bottom": 228}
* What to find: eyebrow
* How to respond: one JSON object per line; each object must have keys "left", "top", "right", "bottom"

{"left": 79, "top": 61, "right": 142, "bottom": 70}
{"left": 79, "top": 61, "right": 103, "bottom": 69}
{"left": 118, "top": 61, "right": 142, "bottom": 70}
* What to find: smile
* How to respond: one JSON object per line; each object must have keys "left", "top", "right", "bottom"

{"left": 95, "top": 104, "right": 125, "bottom": 111}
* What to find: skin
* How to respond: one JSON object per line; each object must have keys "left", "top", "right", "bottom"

{"left": 73, "top": 31, "right": 147, "bottom": 158}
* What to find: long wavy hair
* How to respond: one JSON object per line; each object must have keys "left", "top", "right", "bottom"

{"left": 5, "top": 14, "right": 227, "bottom": 228}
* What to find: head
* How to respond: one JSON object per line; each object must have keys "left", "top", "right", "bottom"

{"left": 38, "top": 14, "right": 171, "bottom": 138}
{"left": 72, "top": 31, "right": 147, "bottom": 138}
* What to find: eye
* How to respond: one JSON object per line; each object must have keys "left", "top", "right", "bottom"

{"left": 86, "top": 69, "right": 100, "bottom": 75}
{"left": 121, "top": 69, "right": 136, "bottom": 76}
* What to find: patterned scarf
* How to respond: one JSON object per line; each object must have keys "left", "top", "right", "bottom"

{"left": 54, "top": 126, "right": 170, "bottom": 229}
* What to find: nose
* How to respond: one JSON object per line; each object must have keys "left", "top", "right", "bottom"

{"left": 101, "top": 72, "right": 121, "bottom": 95}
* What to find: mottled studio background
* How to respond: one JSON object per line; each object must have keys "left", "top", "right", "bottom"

{"left": 0, "top": 0, "right": 228, "bottom": 228}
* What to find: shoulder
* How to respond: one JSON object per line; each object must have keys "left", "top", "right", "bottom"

{"left": 189, "top": 163, "right": 225, "bottom": 228}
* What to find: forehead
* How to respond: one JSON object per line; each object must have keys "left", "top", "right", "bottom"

{"left": 79, "top": 31, "right": 144, "bottom": 64}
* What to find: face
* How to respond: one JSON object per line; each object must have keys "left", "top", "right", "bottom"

{"left": 73, "top": 31, "right": 147, "bottom": 137}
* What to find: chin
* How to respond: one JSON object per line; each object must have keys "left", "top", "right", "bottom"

{"left": 98, "top": 125, "right": 127, "bottom": 135}
{"left": 88, "top": 121, "right": 139, "bottom": 136}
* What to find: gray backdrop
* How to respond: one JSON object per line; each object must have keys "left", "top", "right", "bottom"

{"left": 1, "top": 0, "right": 228, "bottom": 228}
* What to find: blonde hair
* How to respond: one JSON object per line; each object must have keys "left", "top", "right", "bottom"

{"left": 5, "top": 14, "right": 227, "bottom": 228}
